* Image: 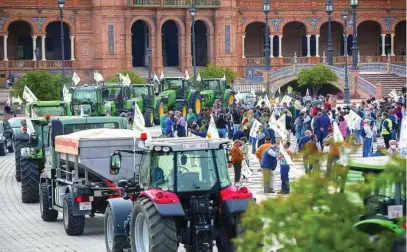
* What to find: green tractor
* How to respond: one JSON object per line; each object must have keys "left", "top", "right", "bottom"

{"left": 198, "top": 76, "right": 236, "bottom": 109}
{"left": 154, "top": 76, "right": 202, "bottom": 120}
{"left": 70, "top": 85, "right": 110, "bottom": 116}
{"left": 19, "top": 116, "right": 128, "bottom": 203}
{"left": 101, "top": 83, "right": 156, "bottom": 127}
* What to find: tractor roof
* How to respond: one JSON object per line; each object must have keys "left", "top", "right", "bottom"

{"left": 28, "top": 101, "right": 70, "bottom": 106}
{"left": 340, "top": 156, "right": 396, "bottom": 173}
{"left": 163, "top": 77, "right": 186, "bottom": 80}
{"left": 52, "top": 116, "right": 126, "bottom": 124}
{"left": 141, "top": 137, "right": 230, "bottom": 152}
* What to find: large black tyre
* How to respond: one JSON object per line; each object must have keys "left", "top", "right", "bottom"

{"left": 0, "top": 141, "right": 6, "bottom": 156}
{"left": 154, "top": 100, "right": 165, "bottom": 125}
{"left": 8, "top": 141, "right": 14, "bottom": 153}
{"left": 14, "top": 140, "right": 28, "bottom": 182}
{"left": 175, "top": 101, "right": 188, "bottom": 117}
{"left": 21, "top": 159, "right": 40, "bottom": 203}
{"left": 105, "top": 205, "right": 128, "bottom": 252}
{"left": 216, "top": 215, "right": 244, "bottom": 252}
{"left": 143, "top": 107, "right": 154, "bottom": 128}
{"left": 189, "top": 92, "right": 202, "bottom": 114}
{"left": 39, "top": 183, "right": 58, "bottom": 221}
{"left": 130, "top": 197, "right": 177, "bottom": 252}
{"left": 63, "top": 193, "right": 85, "bottom": 236}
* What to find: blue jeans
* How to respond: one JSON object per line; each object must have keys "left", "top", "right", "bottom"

{"left": 218, "top": 128, "right": 227, "bottom": 138}
{"left": 233, "top": 124, "right": 240, "bottom": 133}
{"left": 249, "top": 136, "right": 256, "bottom": 154}
{"left": 354, "top": 130, "right": 362, "bottom": 143}
{"left": 363, "top": 137, "right": 372, "bottom": 157}
{"left": 280, "top": 165, "right": 290, "bottom": 193}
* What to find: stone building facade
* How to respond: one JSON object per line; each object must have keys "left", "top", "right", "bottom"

{"left": 0, "top": 0, "right": 405, "bottom": 84}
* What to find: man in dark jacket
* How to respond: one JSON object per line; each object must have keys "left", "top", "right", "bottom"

{"left": 233, "top": 125, "right": 246, "bottom": 141}
{"left": 316, "top": 110, "right": 330, "bottom": 151}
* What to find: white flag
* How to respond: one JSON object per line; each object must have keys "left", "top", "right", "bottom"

{"left": 281, "top": 95, "right": 293, "bottom": 104}
{"left": 153, "top": 73, "right": 160, "bottom": 83}
{"left": 268, "top": 111, "right": 277, "bottom": 128}
{"left": 221, "top": 74, "right": 226, "bottom": 82}
{"left": 31, "top": 109, "right": 39, "bottom": 119}
{"left": 388, "top": 89, "right": 399, "bottom": 101}
{"left": 197, "top": 73, "right": 202, "bottom": 82}
{"left": 264, "top": 94, "right": 270, "bottom": 107}
{"left": 23, "top": 85, "right": 38, "bottom": 103}
{"left": 280, "top": 142, "right": 294, "bottom": 165}
{"left": 72, "top": 72, "right": 81, "bottom": 86}
{"left": 123, "top": 74, "right": 131, "bottom": 87}
{"left": 185, "top": 70, "right": 190, "bottom": 80}
{"left": 160, "top": 71, "right": 165, "bottom": 80}
{"left": 278, "top": 86, "right": 281, "bottom": 96}
{"left": 63, "top": 85, "right": 71, "bottom": 102}
{"left": 333, "top": 121, "right": 344, "bottom": 143}
{"left": 249, "top": 119, "right": 262, "bottom": 138}
{"left": 206, "top": 115, "right": 220, "bottom": 139}
{"left": 347, "top": 110, "right": 362, "bottom": 130}
{"left": 26, "top": 117, "right": 35, "bottom": 135}
{"left": 17, "top": 96, "right": 23, "bottom": 105}
{"left": 94, "top": 71, "right": 104, "bottom": 82}
{"left": 12, "top": 96, "right": 22, "bottom": 105}
{"left": 119, "top": 73, "right": 126, "bottom": 83}
{"left": 399, "top": 118, "right": 407, "bottom": 148}
{"left": 271, "top": 114, "right": 287, "bottom": 140}
{"left": 306, "top": 88, "right": 310, "bottom": 96}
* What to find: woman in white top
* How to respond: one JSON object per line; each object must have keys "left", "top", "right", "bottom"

{"left": 362, "top": 118, "right": 373, "bottom": 157}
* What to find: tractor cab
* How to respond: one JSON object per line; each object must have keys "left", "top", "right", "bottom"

{"left": 199, "top": 77, "right": 235, "bottom": 108}
{"left": 128, "top": 84, "right": 154, "bottom": 110}
{"left": 71, "top": 85, "right": 102, "bottom": 116}
{"left": 26, "top": 101, "right": 71, "bottom": 118}
{"left": 161, "top": 77, "right": 190, "bottom": 99}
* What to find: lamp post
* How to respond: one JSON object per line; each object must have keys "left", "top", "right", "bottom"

{"left": 58, "top": 0, "right": 65, "bottom": 99}
{"left": 326, "top": 0, "right": 334, "bottom": 66}
{"left": 263, "top": 0, "right": 271, "bottom": 70}
{"left": 34, "top": 48, "right": 40, "bottom": 70}
{"left": 146, "top": 48, "right": 152, "bottom": 84}
{"left": 189, "top": 6, "right": 197, "bottom": 86}
{"left": 350, "top": 0, "right": 358, "bottom": 69}
{"left": 342, "top": 9, "right": 350, "bottom": 105}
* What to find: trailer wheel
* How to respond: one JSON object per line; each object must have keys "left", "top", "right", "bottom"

{"left": 216, "top": 215, "right": 244, "bottom": 252}
{"left": 143, "top": 108, "right": 154, "bottom": 128}
{"left": 105, "top": 205, "right": 127, "bottom": 252}
{"left": 0, "top": 141, "right": 6, "bottom": 156}
{"left": 40, "top": 183, "right": 58, "bottom": 222}
{"left": 130, "top": 198, "right": 177, "bottom": 252}
{"left": 21, "top": 159, "right": 40, "bottom": 203}
{"left": 14, "top": 140, "right": 28, "bottom": 182}
{"left": 63, "top": 193, "right": 85, "bottom": 236}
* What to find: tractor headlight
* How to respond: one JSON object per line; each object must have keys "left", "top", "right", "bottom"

{"left": 222, "top": 144, "right": 228, "bottom": 149}
{"left": 154, "top": 146, "right": 162, "bottom": 151}
{"left": 162, "top": 147, "right": 170, "bottom": 152}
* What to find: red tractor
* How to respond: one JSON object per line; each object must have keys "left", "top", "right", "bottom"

{"left": 104, "top": 136, "right": 253, "bottom": 252}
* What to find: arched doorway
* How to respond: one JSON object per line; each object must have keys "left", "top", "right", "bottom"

{"left": 319, "top": 21, "right": 344, "bottom": 56}
{"left": 45, "top": 22, "right": 71, "bottom": 60}
{"left": 358, "top": 21, "right": 382, "bottom": 55}
{"left": 281, "top": 80, "right": 342, "bottom": 97}
{"left": 394, "top": 21, "right": 406, "bottom": 55}
{"left": 192, "top": 20, "right": 208, "bottom": 66}
{"left": 8, "top": 21, "right": 33, "bottom": 60}
{"left": 244, "top": 22, "right": 266, "bottom": 58}
{"left": 132, "top": 20, "right": 149, "bottom": 67}
{"left": 283, "top": 22, "right": 309, "bottom": 57}
{"left": 162, "top": 20, "right": 179, "bottom": 67}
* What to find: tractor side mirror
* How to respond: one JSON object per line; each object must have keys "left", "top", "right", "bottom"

{"left": 110, "top": 151, "right": 122, "bottom": 175}
{"left": 29, "top": 134, "right": 39, "bottom": 146}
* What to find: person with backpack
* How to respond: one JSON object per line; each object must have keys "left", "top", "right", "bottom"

{"left": 260, "top": 144, "right": 279, "bottom": 193}
{"left": 361, "top": 118, "right": 373, "bottom": 157}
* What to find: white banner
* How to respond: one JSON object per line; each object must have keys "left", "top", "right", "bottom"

{"left": 249, "top": 119, "right": 262, "bottom": 138}
{"left": 23, "top": 85, "right": 38, "bottom": 103}
{"left": 280, "top": 95, "right": 293, "bottom": 105}
{"left": 94, "top": 71, "right": 104, "bottom": 83}
{"left": 12, "top": 96, "right": 23, "bottom": 105}
{"left": 197, "top": 73, "right": 202, "bottom": 82}
{"left": 160, "top": 71, "right": 165, "bottom": 80}
{"left": 63, "top": 85, "right": 71, "bottom": 103}
{"left": 123, "top": 74, "right": 131, "bottom": 87}
{"left": 399, "top": 118, "right": 407, "bottom": 148}
{"left": 26, "top": 117, "right": 35, "bottom": 135}
{"left": 347, "top": 110, "right": 362, "bottom": 130}
{"left": 271, "top": 114, "right": 287, "bottom": 140}
{"left": 279, "top": 142, "right": 294, "bottom": 165}
{"left": 333, "top": 121, "right": 344, "bottom": 143}
{"left": 388, "top": 89, "right": 399, "bottom": 101}
{"left": 72, "top": 72, "right": 81, "bottom": 86}
{"left": 241, "top": 161, "right": 252, "bottom": 178}
{"left": 206, "top": 115, "right": 220, "bottom": 139}
{"left": 185, "top": 70, "right": 190, "bottom": 80}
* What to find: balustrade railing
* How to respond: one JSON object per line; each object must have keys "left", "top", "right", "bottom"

{"left": 357, "top": 77, "right": 376, "bottom": 97}
{"left": 131, "top": 0, "right": 219, "bottom": 7}
{"left": 0, "top": 60, "right": 73, "bottom": 71}
{"left": 390, "top": 64, "right": 406, "bottom": 77}
{"left": 233, "top": 84, "right": 264, "bottom": 93}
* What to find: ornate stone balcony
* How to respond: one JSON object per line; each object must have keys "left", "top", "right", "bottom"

{"left": 130, "top": 0, "right": 219, "bottom": 8}
{"left": 0, "top": 60, "right": 73, "bottom": 71}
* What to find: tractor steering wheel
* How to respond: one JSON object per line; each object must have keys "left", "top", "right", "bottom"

{"left": 177, "top": 166, "right": 190, "bottom": 174}
{"left": 364, "top": 195, "right": 394, "bottom": 215}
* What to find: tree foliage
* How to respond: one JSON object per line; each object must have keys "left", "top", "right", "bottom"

{"left": 198, "top": 64, "right": 238, "bottom": 84}
{"left": 297, "top": 64, "right": 338, "bottom": 95}
{"left": 11, "top": 71, "right": 67, "bottom": 101}
{"left": 106, "top": 70, "right": 146, "bottom": 84}
{"left": 236, "top": 154, "right": 404, "bottom": 252}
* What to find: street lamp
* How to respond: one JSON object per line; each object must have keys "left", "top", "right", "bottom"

{"left": 350, "top": 0, "right": 358, "bottom": 69}
{"left": 58, "top": 0, "right": 65, "bottom": 99}
{"left": 326, "top": 0, "right": 334, "bottom": 66}
{"left": 189, "top": 6, "right": 197, "bottom": 86}
{"left": 263, "top": 0, "right": 271, "bottom": 70}
{"left": 34, "top": 48, "right": 40, "bottom": 69}
{"left": 146, "top": 48, "right": 152, "bottom": 84}
{"left": 342, "top": 9, "right": 350, "bottom": 105}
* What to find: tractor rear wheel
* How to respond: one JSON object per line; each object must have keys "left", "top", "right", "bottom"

{"left": 175, "top": 101, "right": 188, "bottom": 117}
{"left": 63, "top": 193, "right": 85, "bottom": 236}
{"left": 105, "top": 205, "right": 127, "bottom": 252}
{"left": 21, "top": 159, "right": 40, "bottom": 203}
{"left": 143, "top": 108, "right": 154, "bottom": 128}
{"left": 154, "top": 100, "right": 165, "bottom": 125}
{"left": 130, "top": 198, "right": 177, "bottom": 252}
{"left": 14, "top": 140, "right": 28, "bottom": 182}
{"left": 216, "top": 214, "right": 244, "bottom": 252}
{"left": 189, "top": 92, "right": 202, "bottom": 114}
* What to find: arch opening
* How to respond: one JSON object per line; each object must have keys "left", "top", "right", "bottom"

{"left": 280, "top": 79, "right": 342, "bottom": 97}
{"left": 7, "top": 21, "right": 33, "bottom": 60}
{"left": 132, "top": 20, "right": 150, "bottom": 67}
{"left": 192, "top": 20, "right": 208, "bottom": 66}
{"left": 282, "top": 22, "right": 312, "bottom": 57}
{"left": 394, "top": 21, "right": 406, "bottom": 56}
{"left": 319, "top": 21, "right": 344, "bottom": 56}
{"left": 45, "top": 22, "right": 71, "bottom": 60}
{"left": 244, "top": 22, "right": 266, "bottom": 58}
{"left": 358, "top": 21, "right": 382, "bottom": 56}
{"left": 162, "top": 20, "right": 179, "bottom": 67}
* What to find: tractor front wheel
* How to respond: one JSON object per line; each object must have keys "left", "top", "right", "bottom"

{"left": 189, "top": 92, "right": 202, "bottom": 114}
{"left": 130, "top": 198, "right": 177, "bottom": 252}
{"left": 14, "top": 140, "right": 28, "bottom": 182}
{"left": 105, "top": 205, "right": 127, "bottom": 252}
{"left": 175, "top": 101, "right": 188, "bottom": 117}
{"left": 21, "top": 159, "right": 40, "bottom": 203}
{"left": 40, "top": 182, "right": 58, "bottom": 222}
{"left": 154, "top": 100, "right": 165, "bottom": 125}
{"left": 143, "top": 108, "right": 154, "bottom": 127}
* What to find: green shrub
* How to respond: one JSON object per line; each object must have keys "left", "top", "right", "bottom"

{"left": 106, "top": 70, "right": 146, "bottom": 84}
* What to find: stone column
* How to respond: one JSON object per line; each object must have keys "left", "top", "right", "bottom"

{"left": 32, "top": 36, "right": 37, "bottom": 61}
{"left": 381, "top": 34, "right": 386, "bottom": 56}
{"left": 70, "top": 36, "right": 75, "bottom": 61}
{"left": 185, "top": 15, "right": 192, "bottom": 71}
{"left": 278, "top": 35, "right": 283, "bottom": 57}
{"left": 390, "top": 34, "right": 395, "bottom": 56}
{"left": 315, "top": 34, "right": 320, "bottom": 57}
{"left": 241, "top": 35, "right": 245, "bottom": 58}
{"left": 3, "top": 36, "right": 8, "bottom": 61}
{"left": 306, "top": 35, "right": 311, "bottom": 57}
{"left": 41, "top": 36, "right": 46, "bottom": 61}
{"left": 270, "top": 35, "right": 274, "bottom": 58}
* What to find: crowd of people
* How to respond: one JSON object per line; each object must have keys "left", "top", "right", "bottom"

{"left": 159, "top": 88, "right": 406, "bottom": 195}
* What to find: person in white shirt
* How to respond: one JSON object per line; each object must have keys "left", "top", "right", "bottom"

{"left": 362, "top": 118, "right": 373, "bottom": 157}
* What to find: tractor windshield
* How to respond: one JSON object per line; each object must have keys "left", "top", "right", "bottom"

{"left": 129, "top": 86, "right": 149, "bottom": 98}
{"left": 201, "top": 80, "right": 221, "bottom": 92}
{"left": 32, "top": 105, "right": 68, "bottom": 116}
{"left": 72, "top": 89, "right": 98, "bottom": 105}
{"left": 146, "top": 149, "right": 230, "bottom": 192}
{"left": 102, "top": 88, "right": 121, "bottom": 101}
{"left": 163, "top": 79, "right": 183, "bottom": 91}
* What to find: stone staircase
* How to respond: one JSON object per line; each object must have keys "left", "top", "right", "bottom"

{"left": 133, "top": 66, "right": 184, "bottom": 78}
{"left": 359, "top": 73, "right": 406, "bottom": 97}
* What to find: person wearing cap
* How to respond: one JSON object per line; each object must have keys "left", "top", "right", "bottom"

{"left": 362, "top": 118, "right": 373, "bottom": 157}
